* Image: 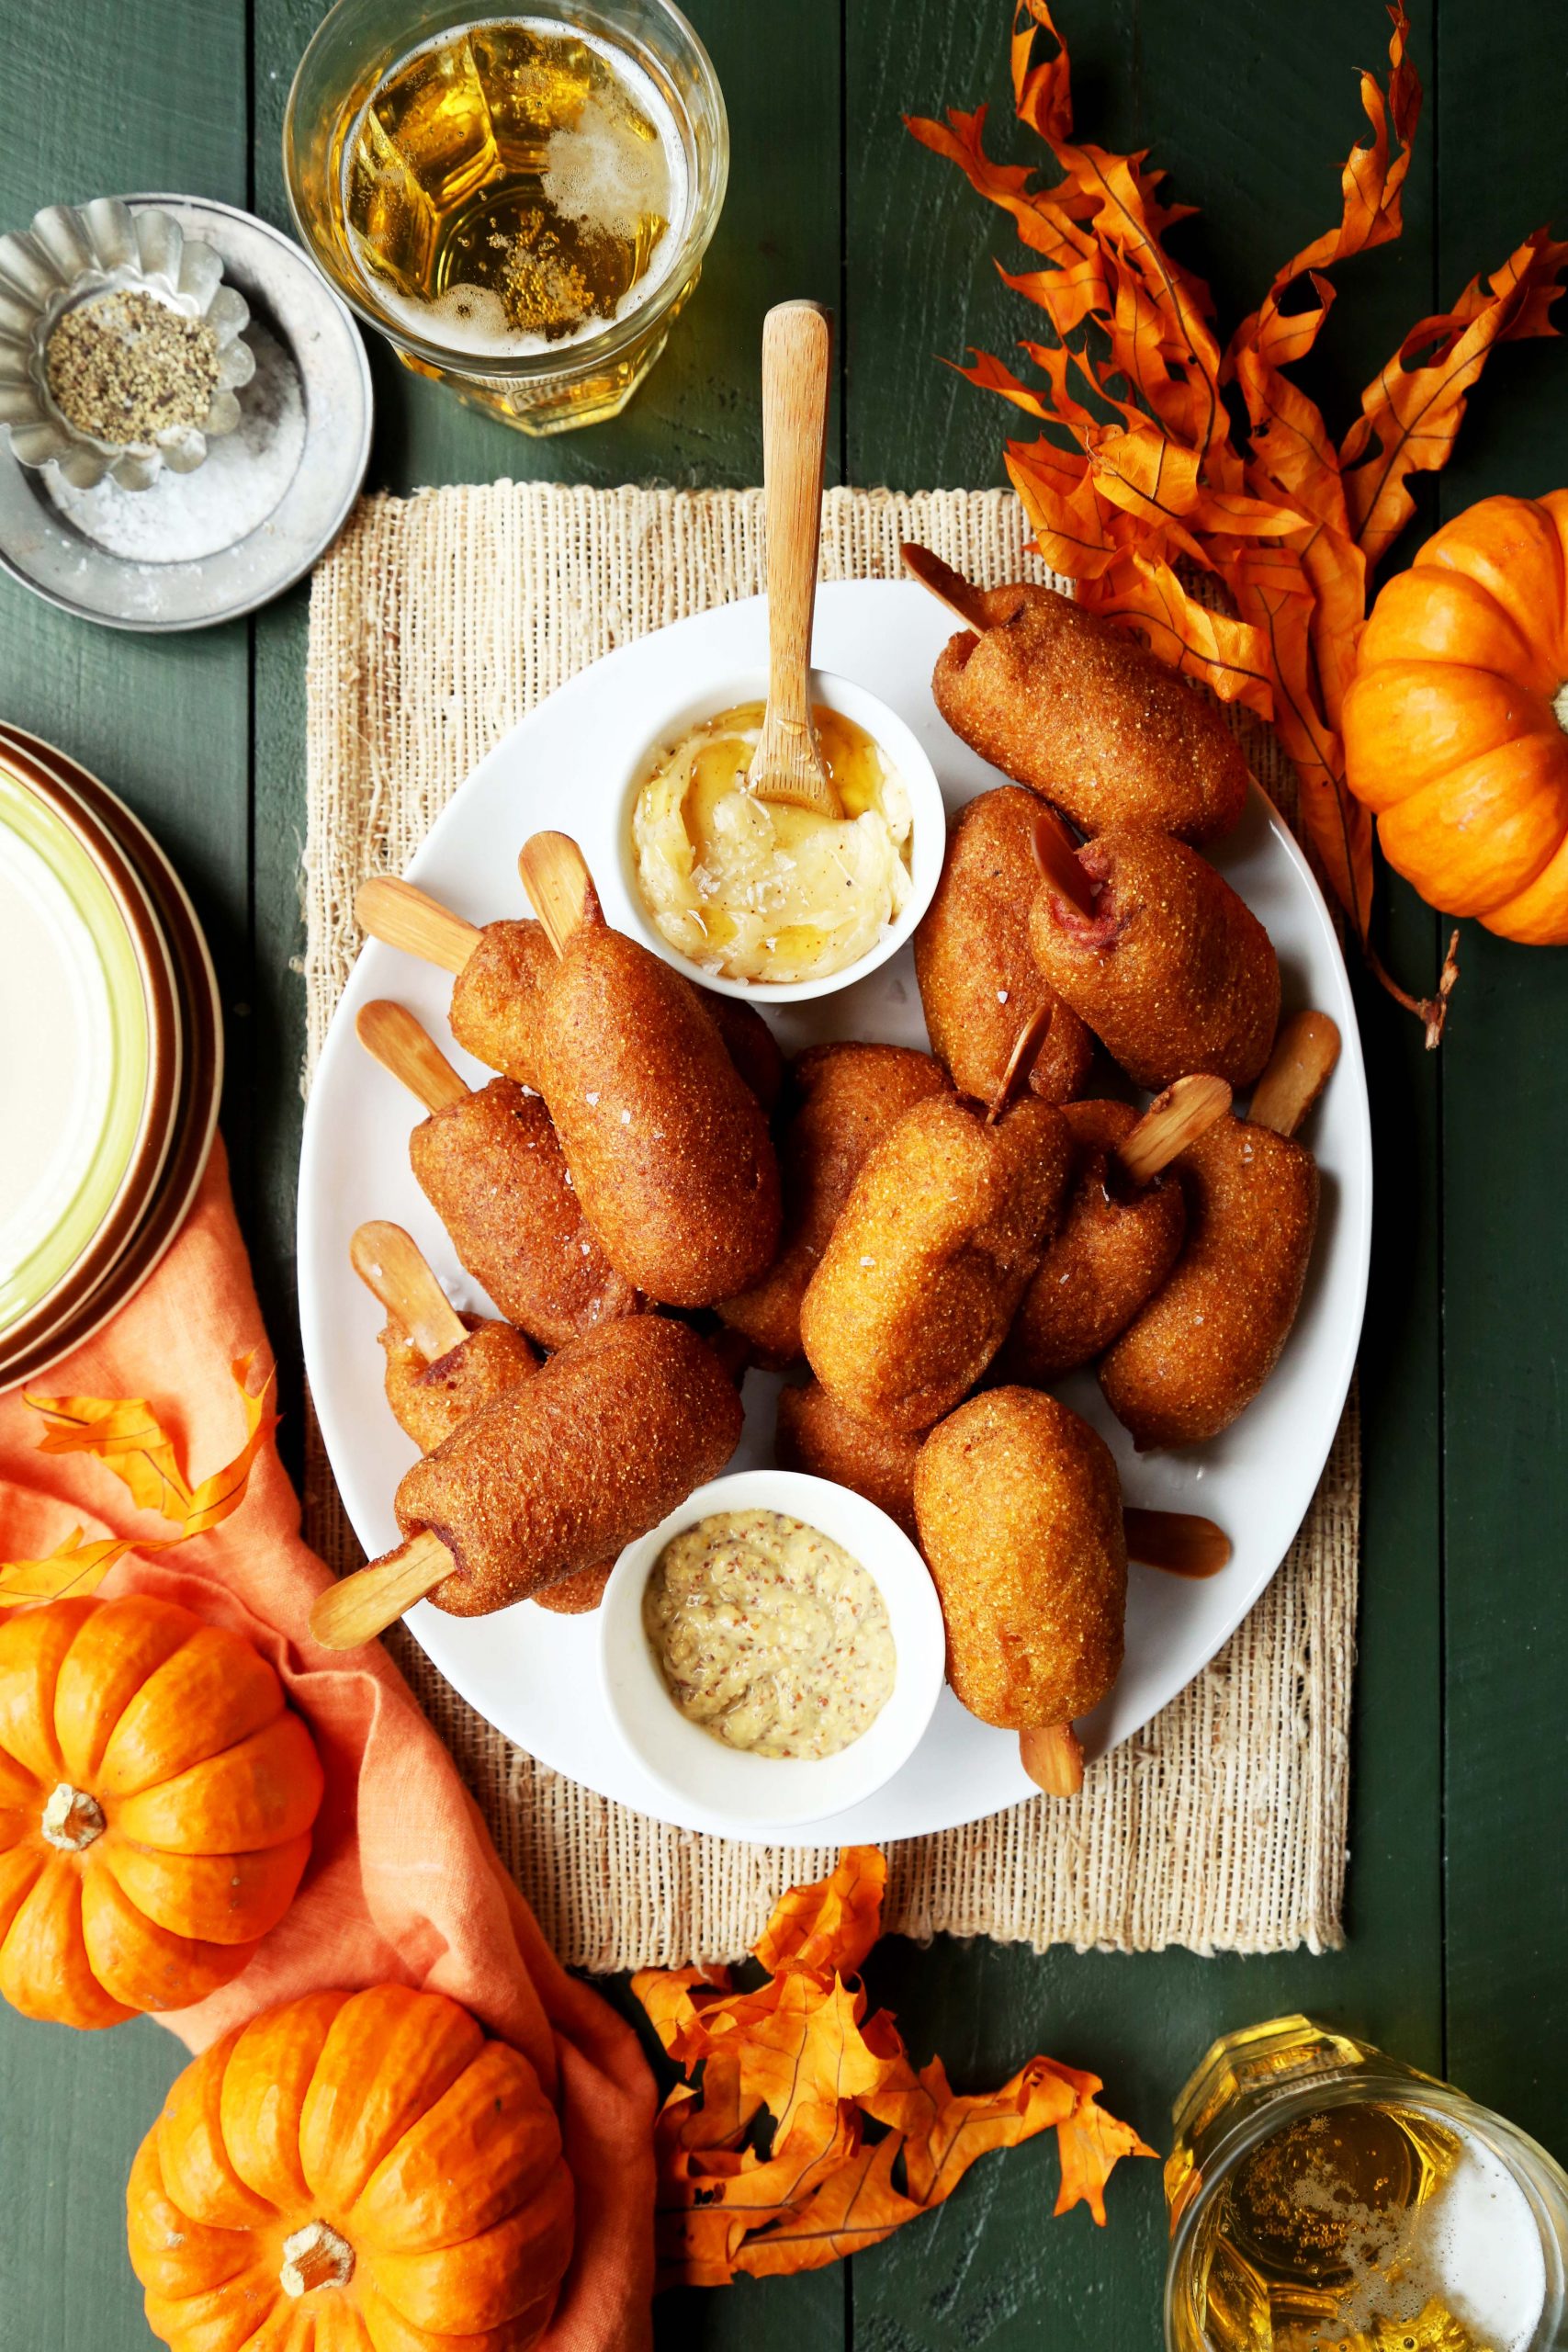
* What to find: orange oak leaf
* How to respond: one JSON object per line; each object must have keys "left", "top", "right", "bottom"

{"left": 1, "top": 1356, "right": 278, "bottom": 1607}
{"left": 1077, "top": 552, "right": 1274, "bottom": 717}
{"left": 636, "top": 1850, "right": 1152, "bottom": 2287}
{"left": 1340, "top": 227, "right": 1568, "bottom": 565}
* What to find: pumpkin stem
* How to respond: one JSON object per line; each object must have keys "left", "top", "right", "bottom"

{"left": 280, "top": 2221, "right": 355, "bottom": 2297}
{"left": 1364, "top": 928, "right": 1461, "bottom": 1052}
{"left": 39, "top": 1782, "right": 106, "bottom": 1852}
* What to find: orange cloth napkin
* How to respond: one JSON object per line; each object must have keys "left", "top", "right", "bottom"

{"left": 0, "top": 1140, "right": 657, "bottom": 2352}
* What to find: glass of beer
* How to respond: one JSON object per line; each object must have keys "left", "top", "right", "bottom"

{"left": 1166, "top": 2016, "right": 1568, "bottom": 2350}
{"left": 284, "top": 0, "right": 727, "bottom": 434}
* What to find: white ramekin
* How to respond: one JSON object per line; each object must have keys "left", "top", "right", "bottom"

{"left": 614, "top": 666, "right": 945, "bottom": 1003}
{"left": 599, "top": 1467, "right": 946, "bottom": 1838}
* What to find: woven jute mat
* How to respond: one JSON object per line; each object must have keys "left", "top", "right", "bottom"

{"left": 302, "top": 482, "right": 1357, "bottom": 1973}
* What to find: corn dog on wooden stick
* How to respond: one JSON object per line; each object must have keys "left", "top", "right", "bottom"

{"left": 350, "top": 1222, "right": 606, "bottom": 1614}
{"left": 517, "top": 832, "right": 782, "bottom": 1306}
{"left": 1100, "top": 1014, "right": 1342, "bottom": 1448}
{"left": 355, "top": 1001, "right": 639, "bottom": 1347}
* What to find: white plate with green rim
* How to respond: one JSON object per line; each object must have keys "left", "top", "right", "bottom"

{"left": 0, "top": 761, "right": 165, "bottom": 1344}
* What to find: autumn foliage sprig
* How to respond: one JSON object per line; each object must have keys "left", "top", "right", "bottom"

{"left": 908, "top": 3, "right": 1566, "bottom": 1033}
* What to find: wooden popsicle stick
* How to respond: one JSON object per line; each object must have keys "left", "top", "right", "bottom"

{"left": 986, "top": 1001, "right": 1054, "bottom": 1124}
{"left": 1248, "top": 1011, "right": 1341, "bottom": 1139}
{"left": 350, "top": 1221, "right": 468, "bottom": 1363}
{"left": 901, "top": 542, "right": 991, "bottom": 634}
{"left": 750, "top": 302, "right": 840, "bottom": 818}
{"left": 310, "top": 1529, "right": 454, "bottom": 1649}
{"left": 355, "top": 1001, "right": 468, "bottom": 1114}
{"left": 1031, "top": 808, "right": 1100, "bottom": 920}
{"left": 355, "top": 876, "right": 481, "bottom": 975}
{"left": 1123, "top": 1507, "right": 1233, "bottom": 1579}
{"left": 1115, "top": 1074, "right": 1234, "bottom": 1185}
{"left": 1019, "top": 1722, "right": 1084, "bottom": 1798}
{"left": 518, "top": 832, "right": 604, "bottom": 957}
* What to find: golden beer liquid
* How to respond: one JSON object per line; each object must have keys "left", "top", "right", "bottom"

{"left": 1167, "top": 2019, "right": 1534, "bottom": 2352}
{"left": 345, "top": 20, "right": 676, "bottom": 348}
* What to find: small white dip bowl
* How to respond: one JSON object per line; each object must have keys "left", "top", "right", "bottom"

{"left": 615, "top": 666, "right": 946, "bottom": 1004}
{"left": 599, "top": 1467, "right": 947, "bottom": 1839}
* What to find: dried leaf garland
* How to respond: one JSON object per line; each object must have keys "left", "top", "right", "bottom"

{"left": 633, "top": 1847, "right": 1153, "bottom": 2286}
{"left": 908, "top": 1, "right": 1567, "bottom": 1038}
{"left": 0, "top": 1354, "right": 276, "bottom": 1603}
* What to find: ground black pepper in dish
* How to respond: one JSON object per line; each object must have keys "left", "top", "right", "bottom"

{"left": 45, "top": 289, "right": 220, "bottom": 446}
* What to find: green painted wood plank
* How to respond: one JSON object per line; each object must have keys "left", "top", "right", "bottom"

{"left": 0, "top": 6, "right": 249, "bottom": 2349}
{"left": 843, "top": 0, "right": 1446, "bottom": 2339}
{"left": 1430, "top": 0, "right": 1568, "bottom": 2159}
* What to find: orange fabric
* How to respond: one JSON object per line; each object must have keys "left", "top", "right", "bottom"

{"left": 0, "top": 1140, "right": 657, "bottom": 2352}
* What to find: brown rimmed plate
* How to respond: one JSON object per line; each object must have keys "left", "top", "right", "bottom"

{"left": 0, "top": 727, "right": 221, "bottom": 1389}
{"left": 0, "top": 737, "right": 183, "bottom": 1374}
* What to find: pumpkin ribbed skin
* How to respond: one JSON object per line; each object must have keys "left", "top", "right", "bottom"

{"left": 1343, "top": 490, "right": 1568, "bottom": 943}
{"left": 129, "top": 1984, "right": 574, "bottom": 2352}
{"left": 0, "top": 1595, "right": 322, "bottom": 2029}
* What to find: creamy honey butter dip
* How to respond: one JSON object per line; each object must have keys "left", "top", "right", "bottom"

{"left": 643, "top": 1507, "right": 896, "bottom": 1758}
{"left": 631, "top": 700, "right": 912, "bottom": 984}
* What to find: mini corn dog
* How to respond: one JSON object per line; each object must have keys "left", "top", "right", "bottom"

{"left": 517, "top": 833, "right": 782, "bottom": 1307}
{"left": 355, "top": 876, "right": 784, "bottom": 1109}
{"left": 718, "top": 1042, "right": 949, "bottom": 1363}
{"left": 913, "top": 786, "right": 1094, "bottom": 1109}
{"left": 905, "top": 546, "right": 1247, "bottom": 845}
{"left": 1100, "top": 1013, "right": 1339, "bottom": 1448}
{"left": 998, "top": 1077, "right": 1230, "bottom": 1381}
{"left": 392, "top": 1317, "right": 743, "bottom": 1618}
{"left": 1029, "top": 820, "right": 1280, "bottom": 1091}
{"left": 799, "top": 1092, "right": 1072, "bottom": 1432}
{"left": 356, "top": 1001, "right": 639, "bottom": 1349}
{"left": 351, "top": 1222, "right": 606, "bottom": 1613}
{"left": 914, "top": 1387, "right": 1127, "bottom": 1797}
{"left": 775, "top": 1378, "right": 924, "bottom": 1539}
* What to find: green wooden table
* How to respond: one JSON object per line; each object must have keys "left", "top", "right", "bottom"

{"left": 2, "top": 1, "right": 1565, "bottom": 2343}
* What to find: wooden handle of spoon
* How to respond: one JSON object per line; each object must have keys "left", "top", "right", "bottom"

{"left": 355, "top": 1001, "right": 468, "bottom": 1114}
{"left": 1123, "top": 1507, "right": 1233, "bottom": 1579}
{"left": 753, "top": 301, "right": 840, "bottom": 818}
{"left": 1249, "top": 1012, "right": 1341, "bottom": 1138}
{"left": 518, "top": 832, "right": 604, "bottom": 957}
{"left": 1116, "top": 1074, "right": 1234, "bottom": 1185}
{"left": 310, "top": 1529, "right": 454, "bottom": 1648}
{"left": 350, "top": 1221, "right": 468, "bottom": 1363}
{"left": 1031, "top": 808, "right": 1100, "bottom": 920}
{"left": 355, "top": 876, "right": 481, "bottom": 975}
{"left": 1019, "top": 1722, "right": 1084, "bottom": 1797}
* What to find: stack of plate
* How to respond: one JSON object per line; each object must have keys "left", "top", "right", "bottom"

{"left": 0, "top": 727, "right": 221, "bottom": 1391}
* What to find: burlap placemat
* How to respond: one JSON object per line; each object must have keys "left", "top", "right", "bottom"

{"left": 302, "top": 482, "right": 1357, "bottom": 1972}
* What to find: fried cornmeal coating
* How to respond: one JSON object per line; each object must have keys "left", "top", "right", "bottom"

{"left": 534, "top": 1562, "right": 611, "bottom": 1614}
{"left": 395, "top": 1316, "right": 744, "bottom": 1614}
{"left": 997, "top": 1100, "right": 1187, "bottom": 1382}
{"left": 718, "top": 1041, "right": 949, "bottom": 1363}
{"left": 449, "top": 912, "right": 782, "bottom": 1109}
{"left": 1029, "top": 827, "right": 1280, "bottom": 1091}
{"left": 931, "top": 582, "right": 1247, "bottom": 845}
{"left": 409, "top": 1078, "right": 639, "bottom": 1348}
{"left": 378, "top": 1313, "right": 539, "bottom": 1454}
{"left": 774, "top": 1378, "right": 922, "bottom": 1540}
{"left": 448, "top": 916, "right": 557, "bottom": 1086}
{"left": 913, "top": 787, "right": 1094, "bottom": 1107}
{"left": 799, "top": 1093, "right": 1072, "bottom": 1433}
{"left": 532, "top": 928, "right": 782, "bottom": 1307}
{"left": 914, "top": 1387, "right": 1126, "bottom": 1729}
{"left": 1100, "top": 1116, "right": 1318, "bottom": 1449}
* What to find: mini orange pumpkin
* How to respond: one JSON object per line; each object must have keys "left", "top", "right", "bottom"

{"left": 1343, "top": 489, "right": 1568, "bottom": 944}
{"left": 128, "top": 1984, "right": 575, "bottom": 2352}
{"left": 0, "top": 1593, "right": 322, "bottom": 2029}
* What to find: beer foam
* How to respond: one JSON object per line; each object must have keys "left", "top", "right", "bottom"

{"left": 541, "top": 91, "right": 671, "bottom": 241}
{"left": 1325, "top": 2128, "right": 1546, "bottom": 2350}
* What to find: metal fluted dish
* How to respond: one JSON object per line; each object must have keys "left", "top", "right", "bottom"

{"left": 0, "top": 199, "right": 254, "bottom": 491}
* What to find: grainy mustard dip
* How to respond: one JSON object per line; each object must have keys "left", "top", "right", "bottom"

{"left": 643, "top": 1507, "right": 896, "bottom": 1758}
